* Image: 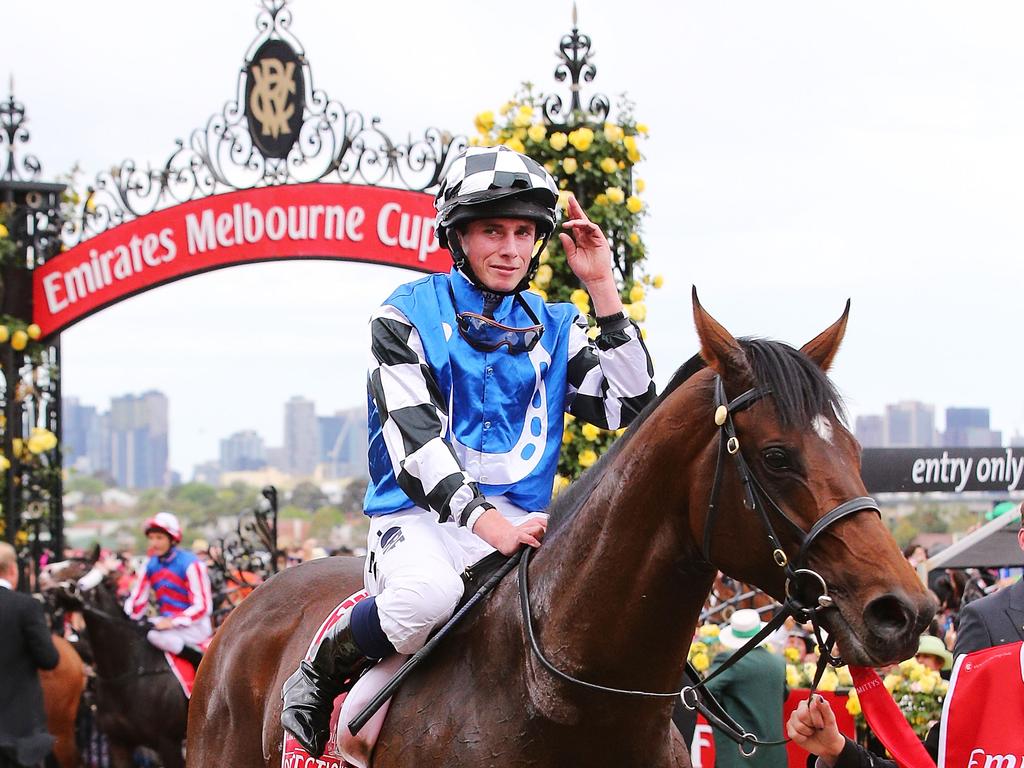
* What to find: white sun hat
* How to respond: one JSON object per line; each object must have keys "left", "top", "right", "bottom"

{"left": 719, "top": 609, "right": 768, "bottom": 650}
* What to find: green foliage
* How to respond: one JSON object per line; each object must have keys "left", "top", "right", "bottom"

{"left": 290, "top": 481, "right": 328, "bottom": 512}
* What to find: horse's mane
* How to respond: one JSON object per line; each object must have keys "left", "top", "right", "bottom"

{"left": 547, "top": 337, "right": 846, "bottom": 532}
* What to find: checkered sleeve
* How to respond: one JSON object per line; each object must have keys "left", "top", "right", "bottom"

{"left": 565, "top": 311, "right": 656, "bottom": 430}
{"left": 368, "top": 304, "right": 493, "bottom": 527}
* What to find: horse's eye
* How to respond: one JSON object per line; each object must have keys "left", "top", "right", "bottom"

{"left": 762, "top": 447, "right": 791, "bottom": 470}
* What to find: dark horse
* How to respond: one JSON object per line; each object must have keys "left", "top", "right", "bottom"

{"left": 41, "top": 558, "right": 188, "bottom": 768}
{"left": 187, "top": 293, "right": 937, "bottom": 767}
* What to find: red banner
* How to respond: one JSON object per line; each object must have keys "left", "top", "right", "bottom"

{"left": 32, "top": 183, "right": 448, "bottom": 336}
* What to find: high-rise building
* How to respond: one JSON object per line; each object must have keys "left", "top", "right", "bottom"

{"left": 854, "top": 414, "right": 885, "bottom": 448}
{"left": 220, "top": 429, "right": 266, "bottom": 471}
{"left": 945, "top": 407, "right": 1001, "bottom": 447}
{"left": 109, "top": 391, "right": 169, "bottom": 488}
{"left": 284, "top": 396, "right": 318, "bottom": 476}
{"left": 884, "top": 401, "right": 935, "bottom": 448}
{"left": 63, "top": 397, "right": 107, "bottom": 473}
{"left": 319, "top": 406, "right": 368, "bottom": 477}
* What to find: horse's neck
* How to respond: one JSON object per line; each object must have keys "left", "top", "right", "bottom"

{"left": 84, "top": 591, "right": 145, "bottom": 679}
{"left": 532, "top": 401, "right": 714, "bottom": 698}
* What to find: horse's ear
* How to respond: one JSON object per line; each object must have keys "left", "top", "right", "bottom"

{"left": 800, "top": 299, "right": 850, "bottom": 372}
{"left": 692, "top": 286, "right": 747, "bottom": 380}
{"left": 89, "top": 543, "right": 101, "bottom": 564}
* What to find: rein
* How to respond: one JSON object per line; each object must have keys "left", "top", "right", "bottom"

{"left": 519, "top": 374, "right": 881, "bottom": 755}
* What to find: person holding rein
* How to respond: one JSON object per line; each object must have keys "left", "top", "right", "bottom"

{"left": 282, "top": 145, "right": 657, "bottom": 757}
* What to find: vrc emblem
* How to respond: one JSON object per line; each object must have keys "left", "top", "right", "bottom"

{"left": 244, "top": 38, "right": 305, "bottom": 159}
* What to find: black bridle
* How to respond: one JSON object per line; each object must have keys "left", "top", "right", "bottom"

{"left": 519, "top": 374, "right": 880, "bottom": 756}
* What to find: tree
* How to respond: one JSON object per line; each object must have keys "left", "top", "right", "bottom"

{"left": 290, "top": 481, "right": 328, "bottom": 512}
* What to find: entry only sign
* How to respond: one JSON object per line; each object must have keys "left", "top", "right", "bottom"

{"left": 861, "top": 447, "right": 1024, "bottom": 494}
{"left": 32, "top": 183, "right": 448, "bottom": 337}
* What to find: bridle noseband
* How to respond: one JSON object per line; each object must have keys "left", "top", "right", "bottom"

{"left": 519, "top": 374, "right": 881, "bottom": 755}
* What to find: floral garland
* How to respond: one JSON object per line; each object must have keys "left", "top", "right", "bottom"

{"left": 470, "top": 85, "right": 663, "bottom": 485}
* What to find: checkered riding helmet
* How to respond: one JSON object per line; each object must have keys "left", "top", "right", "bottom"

{"left": 435, "top": 146, "right": 559, "bottom": 293}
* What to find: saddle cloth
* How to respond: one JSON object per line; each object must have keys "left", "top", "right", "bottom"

{"left": 165, "top": 636, "right": 213, "bottom": 698}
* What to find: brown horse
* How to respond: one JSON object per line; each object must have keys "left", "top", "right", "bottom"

{"left": 187, "top": 293, "right": 937, "bottom": 767}
{"left": 39, "top": 635, "right": 87, "bottom": 768}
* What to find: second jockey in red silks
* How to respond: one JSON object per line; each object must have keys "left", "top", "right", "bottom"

{"left": 124, "top": 512, "right": 213, "bottom": 668}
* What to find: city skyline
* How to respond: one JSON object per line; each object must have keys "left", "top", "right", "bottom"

{"left": 66, "top": 388, "right": 1021, "bottom": 478}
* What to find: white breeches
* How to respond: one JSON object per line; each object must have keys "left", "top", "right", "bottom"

{"left": 145, "top": 617, "right": 212, "bottom": 654}
{"left": 364, "top": 496, "right": 546, "bottom": 655}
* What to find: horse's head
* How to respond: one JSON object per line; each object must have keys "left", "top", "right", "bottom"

{"left": 688, "top": 289, "right": 936, "bottom": 666}
{"left": 40, "top": 552, "right": 122, "bottom": 616}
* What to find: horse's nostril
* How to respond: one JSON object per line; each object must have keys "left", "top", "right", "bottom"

{"left": 864, "top": 593, "right": 913, "bottom": 639}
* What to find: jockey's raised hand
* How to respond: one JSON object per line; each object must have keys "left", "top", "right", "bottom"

{"left": 472, "top": 508, "right": 547, "bottom": 556}
{"left": 559, "top": 193, "right": 624, "bottom": 318}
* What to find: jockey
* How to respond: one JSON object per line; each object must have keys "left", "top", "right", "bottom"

{"left": 282, "top": 145, "right": 657, "bottom": 756}
{"left": 124, "top": 511, "right": 212, "bottom": 668}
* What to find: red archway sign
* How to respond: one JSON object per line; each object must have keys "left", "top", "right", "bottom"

{"left": 32, "top": 183, "right": 448, "bottom": 337}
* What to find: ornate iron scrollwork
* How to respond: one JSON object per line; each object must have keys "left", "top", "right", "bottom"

{"left": 541, "top": 5, "right": 611, "bottom": 128}
{"left": 61, "top": 0, "right": 466, "bottom": 249}
{"left": 0, "top": 91, "right": 43, "bottom": 183}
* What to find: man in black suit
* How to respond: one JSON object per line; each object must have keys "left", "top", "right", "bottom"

{"left": 953, "top": 508, "right": 1024, "bottom": 657}
{"left": 0, "top": 542, "right": 59, "bottom": 768}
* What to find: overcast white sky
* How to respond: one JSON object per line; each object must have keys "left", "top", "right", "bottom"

{"left": 7, "top": 1, "right": 1024, "bottom": 475}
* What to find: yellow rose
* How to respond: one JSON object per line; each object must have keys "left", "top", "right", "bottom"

{"left": 549, "top": 132, "right": 568, "bottom": 151}
{"left": 818, "top": 670, "right": 839, "bottom": 692}
{"left": 570, "top": 289, "right": 590, "bottom": 313}
{"left": 653, "top": 274, "right": 665, "bottom": 289}
{"left": 552, "top": 474, "right": 571, "bottom": 495}
{"left": 10, "top": 330, "right": 28, "bottom": 351}
{"left": 27, "top": 435, "right": 49, "bottom": 455}
{"left": 689, "top": 641, "right": 708, "bottom": 655}
{"left": 640, "top": 328, "right": 648, "bottom": 340}
{"left": 562, "top": 428, "right": 574, "bottom": 445}
{"left": 616, "top": 427, "right": 627, "bottom": 436}
{"left": 0, "top": 224, "right": 8, "bottom": 238}
{"left": 919, "top": 674, "right": 936, "bottom": 694}
{"left": 627, "top": 302, "right": 647, "bottom": 322}
{"left": 628, "top": 233, "right": 640, "bottom": 245}
{"left": 557, "top": 190, "right": 571, "bottom": 211}
{"left": 786, "top": 665, "right": 801, "bottom": 689}
{"left": 0, "top": 326, "right": 8, "bottom": 343}
{"left": 504, "top": 137, "right": 526, "bottom": 153}
{"left": 629, "top": 284, "right": 645, "bottom": 303}
{"left": 594, "top": 193, "right": 609, "bottom": 206}
{"left": 518, "top": 104, "right": 534, "bottom": 118}
{"left": 581, "top": 423, "right": 601, "bottom": 442}
{"left": 30, "top": 428, "right": 58, "bottom": 452}
{"left": 846, "top": 691, "right": 861, "bottom": 716}
{"left": 698, "top": 623, "right": 720, "bottom": 638}
{"left": 636, "top": 123, "right": 649, "bottom": 135}
{"left": 635, "top": 178, "right": 646, "bottom": 193}
{"left": 624, "top": 135, "right": 641, "bottom": 162}
{"left": 587, "top": 325, "right": 599, "bottom": 340}
{"left": 691, "top": 651, "right": 710, "bottom": 673}
{"left": 513, "top": 111, "right": 532, "bottom": 128}
{"left": 603, "top": 122, "right": 625, "bottom": 142}
{"left": 882, "top": 673, "right": 902, "bottom": 693}
{"left": 468, "top": 136, "right": 482, "bottom": 147}
{"left": 564, "top": 412, "right": 576, "bottom": 424}
{"left": 606, "top": 187, "right": 625, "bottom": 204}
{"left": 26, "top": 324, "right": 41, "bottom": 340}
{"left": 527, "top": 123, "right": 547, "bottom": 143}
{"left": 500, "top": 101, "right": 515, "bottom": 116}
{"left": 539, "top": 248, "right": 550, "bottom": 264}
{"left": 599, "top": 157, "right": 618, "bottom": 174}
{"left": 626, "top": 195, "right": 643, "bottom": 214}
{"left": 530, "top": 286, "right": 547, "bottom": 302}
{"left": 474, "top": 111, "right": 495, "bottom": 134}
{"left": 12, "top": 438, "right": 23, "bottom": 457}
{"left": 836, "top": 666, "right": 853, "bottom": 687}
{"left": 578, "top": 449, "right": 598, "bottom": 468}
{"left": 562, "top": 157, "right": 578, "bottom": 174}
{"left": 568, "top": 127, "right": 594, "bottom": 152}
{"left": 534, "top": 263, "right": 553, "bottom": 287}
{"left": 86, "top": 196, "right": 97, "bottom": 213}
{"left": 784, "top": 647, "right": 802, "bottom": 664}
{"left": 0, "top": 454, "right": 8, "bottom": 471}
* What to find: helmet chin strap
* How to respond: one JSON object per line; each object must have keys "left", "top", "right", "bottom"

{"left": 448, "top": 230, "right": 552, "bottom": 296}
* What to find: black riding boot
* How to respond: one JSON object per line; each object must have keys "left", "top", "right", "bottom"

{"left": 281, "top": 612, "right": 369, "bottom": 758}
